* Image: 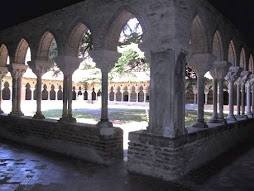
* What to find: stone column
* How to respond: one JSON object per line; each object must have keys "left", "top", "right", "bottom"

{"left": 8, "top": 63, "right": 28, "bottom": 116}
{"left": 252, "top": 85, "right": 254, "bottom": 114}
{"left": 143, "top": 90, "right": 147, "bottom": 103}
{"left": 113, "top": 86, "right": 117, "bottom": 102}
{"left": 188, "top": 53, "right": 216, "bottom": 128}
{"left": 135, "top": 86, "right": 139, "bottom": 102}
{"left": 240, "top": 71, "right": 250, "bottom": 118}
{"left": 204, "top": 84, "right": 210, "bottom": 105}
{"left": 246, "top": 74, "right": 254, "bottom": 117}
{"left": 128, "top": 86, "right": 131, "bottom": 102}
{"left": 236, "top": 77, "right": 241, "bottom": 116}
{"left": 209, "top": 61, "right": 231, "bottom": 123}
{"left": 28, "top": 60, "right": 51, "bottom": 119}
{"left": 0, "top": 67, "right": 8, "bottom": 113}
{"left": 55, "top": 56, "right": 82, "bottom": 123}
{"left": 90, "top": 50, "right": 120, "bottom": 128}
{"left": 192, "top": 85, "right": 198, "bottom": 104}
{"left": 147, "top": 49, "right": 188, "bottom": 137}
{"left": 225, "top": 66, "right": 241, "bottom": 121}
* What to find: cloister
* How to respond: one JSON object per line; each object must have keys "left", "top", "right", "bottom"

{"left": 0, "top": 0, "right": 253, "bottom": 181}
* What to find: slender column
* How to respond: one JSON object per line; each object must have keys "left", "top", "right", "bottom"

{"left": 209, "top": 79, "right": 218, "bottom": 122}
{"left": 188, "top": 53, "right": 216, "bottom": 128}
{"left": 218, "top": 79, "right": 224, "bottom": 119}
{"left": 8, "top": 63, "right": 28, "bottom": 116}
{"left": 55, "top": 56, "right": 82, "bottom": 123}
{"left": 143, "top": 90, "right": 147, "bottom": 103}
{"left": 236, "top": 78, "right": 241, "bottom": 116}
{"left": 192, "top": 85, "right": 198, "bottom": 104}
{"left": 0, "top": 67, "right": 8, "bottom": 113}
{"left": 252, "top": 85, "right": 254, "bottom": 113}
{"left": 246, "top": 74, "right": 254, "bottom": 117}
{"left": 90, "top": 50, "right": 120, "bottom": 128}
{"left": 225, "top": 66, "right": 241, "bottom": 121}
{"left": 28, "top": 60, "right": 51, "bottom": 119}
{"left": 113, "top": 87, "right": 117, "bottom": 102}
{"left": 241, "top": 83, "right": 246, "bottom": 115}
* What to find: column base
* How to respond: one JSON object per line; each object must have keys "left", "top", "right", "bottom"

{"left": 227, "top": 115, "right": 237, "bottom": 122}
{"left": 96, "top": 119, "right": 113, "bottom": 128}
{"left": 8, "top": 111, "right": 24, "bottom": 117}
{"left": 192, "top": 121, "right": 208, "bottom": 128}
{"left": 209, "top": 117, "right": 220, "bottom": 123}
{"left": 0, "top": 109, "right": 3, "bottom": 114}
{"left": 33, "top": 113, "right": 45, "bottom": 119}
{"left": 235, "top": 115, "right": 248, "bottom": 120}
{"left": 58, "top": 115, "right": 76, "bottom": 123}
{"left": 217, "top": 118, "right": 228, "bottom": 125}
{"left": 247, "top": 113, "right": 254, "bottom": 118}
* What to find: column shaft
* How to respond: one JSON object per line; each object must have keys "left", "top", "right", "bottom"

{"left": 218, "top": 79, "right": 224, "bottom": 119}
{"left": 101, "top": 71, "right": 109, "bottom": 121}
{"left": 62, "top": 76, "right": 68, "bottom": 117}
{"left": 247, "top": 85, "right": 251, "bottom": 115}
{"left": 67, "top": 75, "right": 73, "bottom": 116}
{"left": 237, "top": 82, "right": 241, "bottom": 115}
{"left": 210, "top": 79, "right": 218, "bottom": 122}
{"left": 241, "top": 83, "right": 245, "bottom": 115}
{"left": 0, "top": 80, "right": 3, "bottom": 113}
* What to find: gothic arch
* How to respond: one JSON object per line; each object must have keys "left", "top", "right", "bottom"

{"left": 2, "top": 81, "right": 10, "bottom": 100}
{"left": 67, "top": 23, "right": 89, "bottom": 57}
{"left": 240, "top": 48, "right": 246, "bottom": 69}
{"left": 15, "top": 38, "right": 29, "bottom": 64}
{"left": 25, "top": 83, "right": 32, "bottom": 100}
{"left": 37, "top": 31, "right": 56, "bottom": 60}
{"left": 228, "top": 40, "right": 237, "bottom": 66}
{"left": 249, "top": 54, "right": 254, "bottom": 73}
{"left": 212, "top": 30, "right": 223, "bottom": 61}
{"left": 190, "top": 15, "right": 208, "bottom": 53}
{"left": 103, "top": 8, "right": 147, "bottom": 51}
{"left": 0, "top": 44, "right": 9, "bottom": 66}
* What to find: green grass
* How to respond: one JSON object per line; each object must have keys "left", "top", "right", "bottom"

{"left": 42, "top": 108, "right": 220, "bottom": 127}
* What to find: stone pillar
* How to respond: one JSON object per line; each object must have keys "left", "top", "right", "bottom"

{"left": 209, "top": 61, "right": 231, "bottom": 123}
{"left": 252, "top": 86, "right": 254, "bottom": 114}
{"left": 225, "top": 66, "right": 241, "bottom": 121}
{"left": 240, "top": 71, "right": 250, "bottom": 118}
{"left": 204, "top": 84, "right": 210, "bottom": 105}
{"left": 192, "top": 85, "right": 198, "bottom": 104}
{"left": 246, "top": 74, "right": 254, "bottom": 117}
{"left": 147, "top": 49, "right": 188, "bottom": 137}
{"left": 28, "top": 60, "right": 51, "bottom": 119}
{"left": 143, "top": 90, "right": 147, "bottom": 103}
{"left": 113, "top": 86, "right": 117, "bottom": 102}
{"left": 128, "top": 86, "right": 131, "bottom": 102}
{"left": 236, "top": 77, "right": 241, "bottom": 116}
{"left": 188, "top": 53, "right": 216, "bottom": 128}
{"left": 8, "top": 63, "right": 28, "bottom": 116}
{"left": 55, "top": 56, "right": 82, "bottom": 123}
{"left": 0, "top": 67, "right": 8, "bottom": 113}
{"left": 90, "top": 50, "right": 120, "bottom": 128}
{"left": 135, "top": 86, "right": 139, "bottom": 102}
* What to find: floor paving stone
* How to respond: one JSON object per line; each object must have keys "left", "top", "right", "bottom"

{"left": 0, "top": 137, "right": 254, "bottom": 191}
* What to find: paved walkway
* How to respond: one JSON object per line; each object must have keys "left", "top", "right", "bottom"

{"left": 0, "top": 137, "right": 254, "bottom": 191}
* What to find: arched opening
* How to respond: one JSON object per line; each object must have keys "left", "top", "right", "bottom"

{"left": 116, "top": 86, "right": 122, "bottom": 101}
{"left": 25, "top": 83, "right": 32, "bottom": 100}
{"left": 57, "top": 85, "right": 63, "bottom": 100}
{"left": 123, "top": 86, "right": 129, "bottom": 102}
{"left": 228, "top": 40, "right": 236, "bottom": 66}
{"left": 249, "top": 55, "right": 254, "bottom": 73}
{"left": 240, "top": 48, "right": 246, "bottom": 70}
{"left": 50, "top": 85, "right": 56, "bottom": 100}
{"left": 212, "top": 31, "right": 223, "bottom": 61}
{"left": 190, "top": 15, "right": 208, "bottom": 54}
{"left": 0, "top": 44, "right": 9, "bottom": 66}
{"left": 72, "top": 86, "right": 77, "bottom": 100}
{"left": 42, "top": 84, "right": 48, "bottom": 100}
{"left": 2, "top": 81, "right": 10, "bottom": 100}
{"left": 109, "top": 87, "right": 114, "bottom": 101}
{"left": 138, "top": 86, "right": 144, "bottom": 102}
{"left": 130, "top": 86, "right": 137, "bottom": 102}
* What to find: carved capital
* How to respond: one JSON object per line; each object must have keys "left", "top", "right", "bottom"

{"left": 89, "top": 50, "right": 121, "bottom": 72}
{"left": 246, "top": 74, "right": 254, "bottom": 87}
{"left": 0, "top": 66, "right": 8, "bottom": 79}
{"left": 188, "top": 53, "right": 216, "bottom": 75}
{"left": 209, "top": 61, "right": 231, "bottom": 80}
{"left": 240, "top": 71, "right": 251, "bottom": 84}
{"left": 55, "top": 56, "right": 82, "bottom": 76}
{"left": 27, "top": 60, "right": 51, "bottom": 77}
{"left": 225, "top": 66, "right": 241, "bottom": 83}
{"left": 8, "top": 63, "right": 28, "bottom": 79}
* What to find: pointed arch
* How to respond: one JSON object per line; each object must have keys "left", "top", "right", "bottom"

{"left": 67, "top": 23, "right": 89, "bottom": 57}
{"left": 37, "top": 32, "right": 56, "bottom": 60}
{"left": 249, "top": 54, "right": 254, "bottom": 73}
{"left": 240, "top": 48, "right": 246, "bottom": 69}
{"left": 212, "top": 30, "right": 223, "bottom": 61}
{"left": 15, "top": 38, "right": 29, "bottom": 64}
{"left": 190, "top": 15, "right": 208, "bottom": 53}
{"left": 228, "top": 40, "right": 236, "bottom": 66}
{"left": 0, "top": 44, "right": 9, "bottom": 66}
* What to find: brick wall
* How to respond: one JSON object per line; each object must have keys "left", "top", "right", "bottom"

{"left": 128, "top": 119, "right": 254, "bottom": 180}
{"left": 0, "top": 114, "right": 123, "bottom": 164}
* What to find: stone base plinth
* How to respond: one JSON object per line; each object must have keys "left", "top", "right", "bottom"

{"left": 0, "top": 114, "right": 123, "bottom": 164}
{"left": 128, "top": 119, "right": 254, "bottom": 180}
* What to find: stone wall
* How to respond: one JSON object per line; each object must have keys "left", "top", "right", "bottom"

{"left": 0, "top": 114, "right": 123, "bottom": 164}
{"left": 128, "top": 119, "right": 254, "bottom": 180}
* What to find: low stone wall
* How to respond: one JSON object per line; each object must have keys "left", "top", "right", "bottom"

{"left": 0, "top": 114, "right": 123, "bottom": 164}
{"left": 128, "top": 118, "right": 254, "bottom": 180}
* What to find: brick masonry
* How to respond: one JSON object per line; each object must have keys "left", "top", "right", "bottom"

{"left": 0, "top": 114, "right": 123, "bottom": 164}
{"left": 128, "top": 119, "right": 254, "bottom": 180}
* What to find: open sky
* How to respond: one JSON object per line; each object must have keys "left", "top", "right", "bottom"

{"left": 0, "top": 0, "right": 253, "bottom": 50}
